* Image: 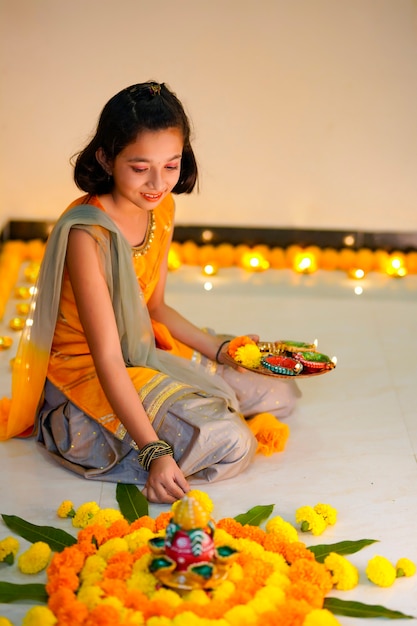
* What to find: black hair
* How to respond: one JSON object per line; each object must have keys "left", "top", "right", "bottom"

{"left": 73, "top": 81, "right": 198, "bottom": 195}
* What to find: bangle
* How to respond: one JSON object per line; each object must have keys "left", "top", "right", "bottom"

{"left": 215, "top": 339, "right": 230, "bottom": 364}
{"left": 137, "top": 440, "right": 174, "bottom": 471}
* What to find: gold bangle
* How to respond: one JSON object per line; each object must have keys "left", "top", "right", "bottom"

{"left": 137, "top": 440, "right": 174, "bottom": 471}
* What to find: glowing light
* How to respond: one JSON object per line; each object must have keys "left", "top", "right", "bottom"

{"left": 0, "top": 336, "right": 13, "bottom": 350}
{"left": 16, "top": 303, "right": 30, "bottom": 316}
{"left": 168, "top": 248, "right": 182, "bottom": 271}
{"left": 202, "top": 263, "right": 218, "bottom": 276}
{"left": 343, "top": 235, "right": 355, "bottom": 247}
{"left": 9, "top": 317, "right": 26, "bottom": 331}
{"left": 331, "top": 356, "right": 338, "bottom": 365}
{"left": 354, "top": 286, "right": 363, "bottom": 295}
{"left": 201, "top": 229, "right": 214, "bottom": 242}
{"left": 203, "top": 281, "right": 213, "bottom": 291}
{"left": 347, "top": 268, "right": 366, "bottom": 280}
{"left": 385, "top": 254, "right": 407, "bottom": 278}
{"left": 293, "top": 252, "right": 318, "bottom": 274}
{"left": 241, "top": 252, "right": 270, "bottom": 272}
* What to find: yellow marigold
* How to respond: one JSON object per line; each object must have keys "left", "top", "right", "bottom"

{"left": 224, "top": 604, "right": 258, "bottom": 626}
{"left": 314, "top": 503, "right": 337, "bottom": 526}
{"left": 76, "top": 584, "right": 104, "bottom": 609}
{"left": 21, "top": 606, "right": 57, "bottom": 626}
{"left": 211, "top": 579, "right": 235, "bottom": 601}
{"left": 295, "top": 506, "right": 327, "bottom": 535}
{"left": 227, "top": 561, "right": 244, "bottom": 583}
{"left": 127, "top": 570, "right": 158, "bottom": 595}
{"left": 72, "top": 501, "right": 100, "bottom": 528}
{"left": 227, "top": 335, "right": 256, "bottom": 358}
{"left": 88, "top": 508, "right": 124, "bottom": 528}
{"left": 97, "top": 537, "right": 129, "bottom": 561}
{"left": 18, "top": 541, "right": 51, "bottom": 574}
{"left": 266, "top": 516, "right": 298, "bottom": 543}
{"left": 265, "top": 570, "right": 291, "bottom": 592}
{"left": 246, "top": 593, "right": 276, "bottom": 615}
{"left": 255, "top": 583, "right": 286, "bottom": 607}
{"left": 0, "top": 536, "right": 19, "bottom": 564}
{"left": 234, "top": 344, "right": 262, "bottom": 368}
{"left": 303, "top": 608, "right": 342, "bottom": 625}
{"left": 0, "top": 618, "right": 14, "bottom": 626}
{"left": 396, "top": 557, "right": 416, "bottom": 578}
{"left": 366, "top": 555, "right": 397, "bottom": 587}
{"left": 324, "top": 552, "right": 359, "bottom": 590}
{"left": 172, "top": 613, "right": 207, "bottom": 626}
{"left": 147, "top": 617, "right": 173, "bottom": 626}
{"left": 181, "top": 589, "right": 210, "bottom": 605}
{"left": 125, "top": 527, "right": 155, "bottom": 551}
{"left": 151, "top": 587, "right": 183, "bottom": 607}
{"left": 79, "top": 554, "right": 107, "bottom": 581}
{"left": 56, "top": 500, "right": 75, "bottom": 518}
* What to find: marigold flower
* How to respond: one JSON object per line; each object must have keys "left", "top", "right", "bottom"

{"left": 224, "top": 603, "right": 258, "bottom": 626}
{"left": 97, "top": 537, "right": 129, "bottom": 561}
{"left": 147, "top": 617, "right": 172, "bottom": 626}
{"left": 227, "top": 335, "right": 256, "bottom": 357}
{"left": 266, "top": 516, "right": 298, "bottom": 543}
{"left": 130, "top": 515, "right": 157, "bottom": 533}
{"left": 18, "top": 541, "right": 51, "bottom": 574}
{"left": 324, "top": 552, "right": 359, "bottom": 590}
{"left": 0, "top": 618, "right": 14, "bottom": 626}
{"left": 0, "top": 536, "right": 19, "bottom": 565}
{"left": 154, "top": 511, "right": 172, "bottom": 532}
{"left": 286, "top": 579, "right": 324, "bottom": 608}
{"left": 313, "top": 503, "right": 337, "bottom": 526}
{"left": 303, "top": 608, "right": 343, "bottom": 625}
{"left": 21, "top": 606, "right": 57, "bottom": 626}
{"left": 366, "top": 555, "right": 397, "bottom": 587}
{"left": 289, "top": 559, "right": 333, "bottom": 595}
{"left": 89, "top": 508, "right": 124, "bottom": 528}
{"left": 76, "top": 584, "right": 104, "bottom": 609}
{"left": 72, "top": 501, "right": 100, "bottom": 528}
{"left": 234, "top": 344, "right": 262, "bottom": 368}
{"left": 56, "top": 500, "right": 75, "bottom": 518}
{"left": 125, "top": 527, "right": 155, "bottom": 552}
{"left": 396, "top": 557, "right": 416, "bottom": 578}
{"left": 295, "top": 506, "right": 327, "bottom": 535}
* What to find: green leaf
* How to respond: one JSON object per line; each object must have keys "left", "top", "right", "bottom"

{"left": 324, "top": 597, "right": 415, "bottom": 619}
{"left": 234, "top": 504, "right": 274, "bottom": 526}
{"left": 308, "top": 538, "right": 378, "bottom": 562}
{"left": 0, "top": 581, "right": 48, "bottom": 604}
{"left": 116, "top": 483, "right": 149, "bottom": 523}
{"left": 1, "top": 515, "right": 76, "bottom": 552}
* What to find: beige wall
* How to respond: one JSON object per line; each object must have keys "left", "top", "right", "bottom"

{"left": 1, "top": 0, "right": 417, "bottom": 232}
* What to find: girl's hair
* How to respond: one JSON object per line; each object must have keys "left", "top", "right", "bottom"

{"left": 74, "top": 81, "right": 198, "bottom": 195}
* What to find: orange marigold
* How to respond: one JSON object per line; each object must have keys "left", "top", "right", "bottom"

{"left": 124, "top": 588, "right": 150, "bottom": 611}
{"left": 103, "top": 551, "right": 134, "bottom": 580}
{"left": 78, "top": 524, "right": 109, "bottom": 547}
{"left": 286, "top": 580, "right": 325, "bottom": 609}
{"left": 47, "top": 545, "right": 86, "bottom": 576}
{"left": 131, "top": 544, "right": 151, "bottom": 560}
{"left": 154, "top": 511, "right": 172, "bottom": 531}
{"left": 130, "top": 515, "right": 156, "bottom": 532}
{"left": 227, "top": 335, "right": 256, "bottom": 358}
{"left": 239, "top": 525, "right": 266, "bottom": 544}
{"left": 262, "top": 597, "right": 310, "bottom": 626}
{"left": 48, "top": 588, "right": 89, "bottom": 626}
{"left": 289, "top": 559, "right": 333, "bottom": 595}
{"left": 83, "top": 604, "right": 120, "bottom": 626}
{"left": 107, "top": 518, "right": 130, "bottom": 539}
{"left": 99, "top": 577, "right": 128, "bottom": 602}
{"left": 217, "top": 517, "right": 244, "bottom": 535}
{"left": 281, "top": 542, "right": 316, "bottom": 564}
{"left": 46, "top": 566, "right": 80, "bottom": 595}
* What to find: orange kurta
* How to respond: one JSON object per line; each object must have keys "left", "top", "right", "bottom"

{"left": 47, "top": 194, "right": 193, "bottom": 439}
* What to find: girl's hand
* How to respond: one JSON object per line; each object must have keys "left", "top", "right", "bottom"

{"left": 142, "top": 456, "right": 190, "bottom": 503}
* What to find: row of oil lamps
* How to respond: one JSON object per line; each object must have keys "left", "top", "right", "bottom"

{"left": 0, "top": 239, "right": 415, "bottom": 351}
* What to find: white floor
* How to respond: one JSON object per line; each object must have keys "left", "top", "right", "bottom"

{"left": 1, "top": 264, "right": 416, "bottom": 625}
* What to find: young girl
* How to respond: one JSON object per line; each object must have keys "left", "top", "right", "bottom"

{"left": 2, "top": 82, "right": 300, "bottom": 503}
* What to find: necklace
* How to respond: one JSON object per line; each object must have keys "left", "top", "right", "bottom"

{"left": 131, "top": 211, "right": 156, "bottom": 257}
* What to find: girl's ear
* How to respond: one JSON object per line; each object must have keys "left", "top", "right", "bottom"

{"left": 96, "top": 148, "right": 112, "bottom": 175}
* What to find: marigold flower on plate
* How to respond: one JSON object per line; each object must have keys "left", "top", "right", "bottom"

{"left": 18, "top": 541, "right": 51, "bottom": 574}
{"left": 0, "top": 536, "right": 19, "bottom": 565}
{"left": 396, "top": 557, "right": 416, "bottom": 578}
{"left": 313, "top": 503, "right": 337, "bottom": 526}
{"left": 227, "top": 335, "right": 256, "bottom": 358}
{"left": 234, "top": 344, "right": 262, "bottom": 368}
{"left": 56, "top": 500, "right": 75, "bottom": 518}
{"left": 295, "top": 506, "right": 327, "bottom": 535}
{"left": 21, "top": 606, "right": 57, "bottom": 626}
{"left": 366, "top": 555, "right": 397, "bottom": 587}
{"left": 324, "top": 552, "right": 359, "bottom": 590}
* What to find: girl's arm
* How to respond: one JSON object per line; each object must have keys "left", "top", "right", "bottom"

{"left": 66, "top": 227, "right": 189, "bottom": 502}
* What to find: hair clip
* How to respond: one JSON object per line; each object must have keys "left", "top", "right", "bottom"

{"left": 149, "top": 83, "right": 161, "bottom": 96}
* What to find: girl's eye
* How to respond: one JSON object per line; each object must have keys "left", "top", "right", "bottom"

{"left": 166, "top": 164, "right": 180, "bottom": 171}
{"left": 132, "top": 167, "right": 148, "bottom": 173}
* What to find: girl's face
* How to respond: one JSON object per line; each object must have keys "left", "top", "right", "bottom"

{"left": 106, "top": 127, "right": 183, "bottom": 211}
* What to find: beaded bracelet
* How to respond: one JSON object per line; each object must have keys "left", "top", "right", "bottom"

{"left": 137, "top": 440, "right": 174, "bottom": 471}
{"left": 215, "top": 340, "right": 230, "bottom": 364}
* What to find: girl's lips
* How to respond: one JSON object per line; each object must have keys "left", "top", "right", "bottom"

{"left": 141, "top": 192, "right": 163, "bottom": 203}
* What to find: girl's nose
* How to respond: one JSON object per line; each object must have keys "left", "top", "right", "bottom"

{"left": 148, "top": 169, "right": 164, "bottom": 190}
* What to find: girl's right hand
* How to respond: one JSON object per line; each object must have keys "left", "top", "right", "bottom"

{"left": 143, "top": 455, "right": 190, "bottom": 503}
